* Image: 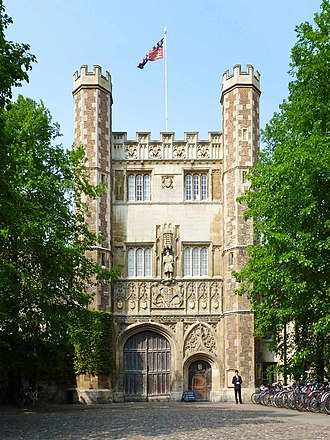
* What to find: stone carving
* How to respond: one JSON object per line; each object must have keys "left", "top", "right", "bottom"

{"left": 139, "top": 283, "right": 147, "bottom": 297}
{"left": 173, "top": 144, "right": 186, "bottom": 159}
{"left": 113, "top": 279, "right": 223, "bottom": 314}
{"left": 208, "top": 322, "right": 218, "bottom": 332}
{"left": 166, "top": 323, "right": 177, "bottom": 333}
{"left": 201, "top": 325, "right": 217, "bottom": 354}
{"left": 139, "top": 282, "right": 148, "bottom": 309}
{"left": 114, "top": 282, "right": 126, "bottom": 310}
{"left": 162, "top": 175, "right": 173, "bottom": 189}
{"left": 186, "top": 282, "right": 196, "bottom": 309}
{"left": 163, "top": 223, "right": 173, "bottom": 250}
{"left": 198, "top": 282, "right": 208, "bottom": 309}
{"left": 127, "top": 282, "right": 137, "bottom": 310}
{"left": 149, "top": 144, "right": 162, "bottom": 159}
{"left": 152, "top": 284, "right": 183, "bottom": 308}
{"left": 210, "top": 281, "right": 221, "bottom": 310}
{"left": 114, "top": 282, "right": 126, "bottom": 301}
{"left": 116, "top": 322, "right": 128, "bottom": 335}
{"left": 125, "top": 144, "right": 137, "bottom": 159}
{"left": 210, "top": 281, "right": 220, "bottom": 300}
{"left": 138, "top": 134, "right": 148, "bottom": 142}
{"left": 184, "top": 323, "right": 217, "bottom": 357}
{"left": 184, "top": 327, "right": 199, "bottom": 353}
{"left": 162, "top": 134, "right": 172, "bottom": 142}
{"left": 197, "top": 144, "right": 210, "bottom": 158}
{"left": 163, "top": 250, "right": 174, "bottom": 280}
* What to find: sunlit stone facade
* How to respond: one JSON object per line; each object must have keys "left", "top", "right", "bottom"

{"left": 73, "top": 64, "right": 270, "bottom": 402}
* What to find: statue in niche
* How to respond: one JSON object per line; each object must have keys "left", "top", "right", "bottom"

{"left": 163, "top": 250, "right": 174, "bottom": 280}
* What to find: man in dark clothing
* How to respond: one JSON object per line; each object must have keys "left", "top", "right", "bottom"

{"left": 232, "top": 370, "right": 243, "bottom": 404}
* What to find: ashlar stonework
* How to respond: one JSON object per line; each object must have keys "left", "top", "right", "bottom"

{"left": 72, "top": 63, "right": 277, "bottom": 402}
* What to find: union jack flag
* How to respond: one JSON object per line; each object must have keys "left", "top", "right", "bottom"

{"left": 137, "top": 38, "right": 164, "bottom": 69}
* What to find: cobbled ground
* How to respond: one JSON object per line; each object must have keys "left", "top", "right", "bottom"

{"left": 0, "top": 401, "right": 329, "bottom": 440}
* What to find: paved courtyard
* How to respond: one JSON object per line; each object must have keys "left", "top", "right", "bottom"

{"left": 0, "top": 401, "right": 329, "bottom": 440}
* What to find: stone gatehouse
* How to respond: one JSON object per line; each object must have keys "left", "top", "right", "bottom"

{"left": 72, "top": 64, "right": 275, "bottom": 402}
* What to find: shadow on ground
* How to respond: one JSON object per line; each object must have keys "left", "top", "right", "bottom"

{"left": 0, "top": 402, "right": 328, "bottom": 440}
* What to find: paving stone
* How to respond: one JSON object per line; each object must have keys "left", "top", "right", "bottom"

{"left": 0, "top": 402, "right": 329, "bottom": 440}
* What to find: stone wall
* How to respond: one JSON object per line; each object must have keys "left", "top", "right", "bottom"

{"left": 72, "top": 64, "right": 268, "bottom": 402}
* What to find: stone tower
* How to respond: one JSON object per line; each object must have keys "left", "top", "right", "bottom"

{"left": 221, "top": 64, "right": 261, "bottom": 389}
{"left": 72, "top": 65, "right": 113, "bottom": 310}
{"left": 72, "top": 64, "right": 268, "bottom": 403}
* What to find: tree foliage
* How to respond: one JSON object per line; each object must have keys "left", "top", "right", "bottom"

{"left": 235, "top": 0, "right": 330, "bottom": 381}
{"left": 0, "top": 0, "right": 36, "bottom": 108}
{"left": 0, "top": 96, "right": 120, "bottom": 379}
{"left": 70, "top": 310, "right": 113, "bottom": 376}
{"left": 0, "top": 2, "right": 121, "bottom": 390}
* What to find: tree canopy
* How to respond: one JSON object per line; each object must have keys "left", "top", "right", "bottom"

{"left": 235, "top": 0, "right": 330, "bottom": 381}
{"left": 0, "top": 2, "right": 120, "bottom": 392}
{"left": 0, "top": 0, "right": 36, "bottom": 108}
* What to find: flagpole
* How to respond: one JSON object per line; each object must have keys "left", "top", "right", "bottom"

{"left": 164, "top": 27, "right": 168, "bottom": 131}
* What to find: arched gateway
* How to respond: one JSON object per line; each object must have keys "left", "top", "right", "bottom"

{"left": 123, "top": 331, "right": 171, "bottom": 401}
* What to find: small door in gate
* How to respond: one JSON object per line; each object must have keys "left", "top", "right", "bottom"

{"left": 189, "top": 360, "right": 212, "bottom": 401}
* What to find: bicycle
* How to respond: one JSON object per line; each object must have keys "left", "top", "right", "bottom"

{"left": 15, "top": 385, "right": 46, "bottom": 406}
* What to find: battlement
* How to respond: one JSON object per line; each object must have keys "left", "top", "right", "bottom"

{"left": 111, "top": 131, "right": 222, "bottom": 161}
{"left": 221, "top": 64, "right": 260, "bottom": 99}
{"left": 73, "top": 65, "right": 112, "bottom": 95}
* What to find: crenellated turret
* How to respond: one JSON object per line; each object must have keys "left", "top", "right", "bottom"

{"left": 73, "top": 65, "right": 113, "bottom": 311}
{"left": 73, "top": 64, "right": 112, "bottom": 95}
{"left": 221, "top": 64, "right": 260, "bottom": 97}
{"left": 221, "top": 64, "right": 261, "bottom": 389}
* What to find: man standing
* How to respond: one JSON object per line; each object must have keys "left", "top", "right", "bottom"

{"left": 232, "top": 370, "right": 243, "bottom": 404}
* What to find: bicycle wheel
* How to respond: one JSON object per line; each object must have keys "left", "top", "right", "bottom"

{"left": 308, "top": 392, "right": 321, "bottom": 413}
{"left": 321, "top": 393, "right": 330, "bottom": 415}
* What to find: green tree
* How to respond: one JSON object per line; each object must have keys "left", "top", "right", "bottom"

{"left": 0, "top": 3, "right": 121, "bottom": 400}
{"left": 235, "top": 0, "right": 330, "bottom": 381}
{"left": 0, "top": 0, "right": 36, "bottom": 220}
{"left": 0, "top": 0, "right": 35, "bottom": 107}
{"left": 0, "top": 96, "right": 120, "bottom": 387}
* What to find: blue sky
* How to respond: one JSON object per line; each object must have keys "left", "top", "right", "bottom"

{"left": 7, "top": 0, "right": 322, "bottom": 149}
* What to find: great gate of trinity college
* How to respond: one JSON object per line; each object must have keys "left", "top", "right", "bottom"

{"left": 72, "top": 64, "right": 276, "bottom": 402}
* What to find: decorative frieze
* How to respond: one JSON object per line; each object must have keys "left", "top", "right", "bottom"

{"left": 113, "top": 279, "right": 223, "bottom": 314}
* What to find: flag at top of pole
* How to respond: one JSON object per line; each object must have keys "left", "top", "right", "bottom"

{"left": 137, "top": 38, "right": 164, "bottom": 69}
{"left": 137, "top": 28, "right": 168, "bottom": 132}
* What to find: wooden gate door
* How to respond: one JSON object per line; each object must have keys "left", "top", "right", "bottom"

{"left": 124, "top": 331, "right": 170, "bottom": 401}
{"left": 189, "top": 360, "right": 212, "bottom": 401}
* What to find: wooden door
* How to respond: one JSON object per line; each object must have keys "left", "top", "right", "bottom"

{"left": 124, "top": 331, "right": 170, "bottom": 400}
{"left": 189, "top": 360, "right": 212, "bottom": 401}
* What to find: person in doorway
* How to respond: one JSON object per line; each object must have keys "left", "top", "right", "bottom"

{"left": 232, "top": 370, "right": 243, "bottom": 404}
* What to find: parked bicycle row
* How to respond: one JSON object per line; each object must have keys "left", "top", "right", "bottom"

{"left": 251, "top": 381, "right": 330, "bottom": 415}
